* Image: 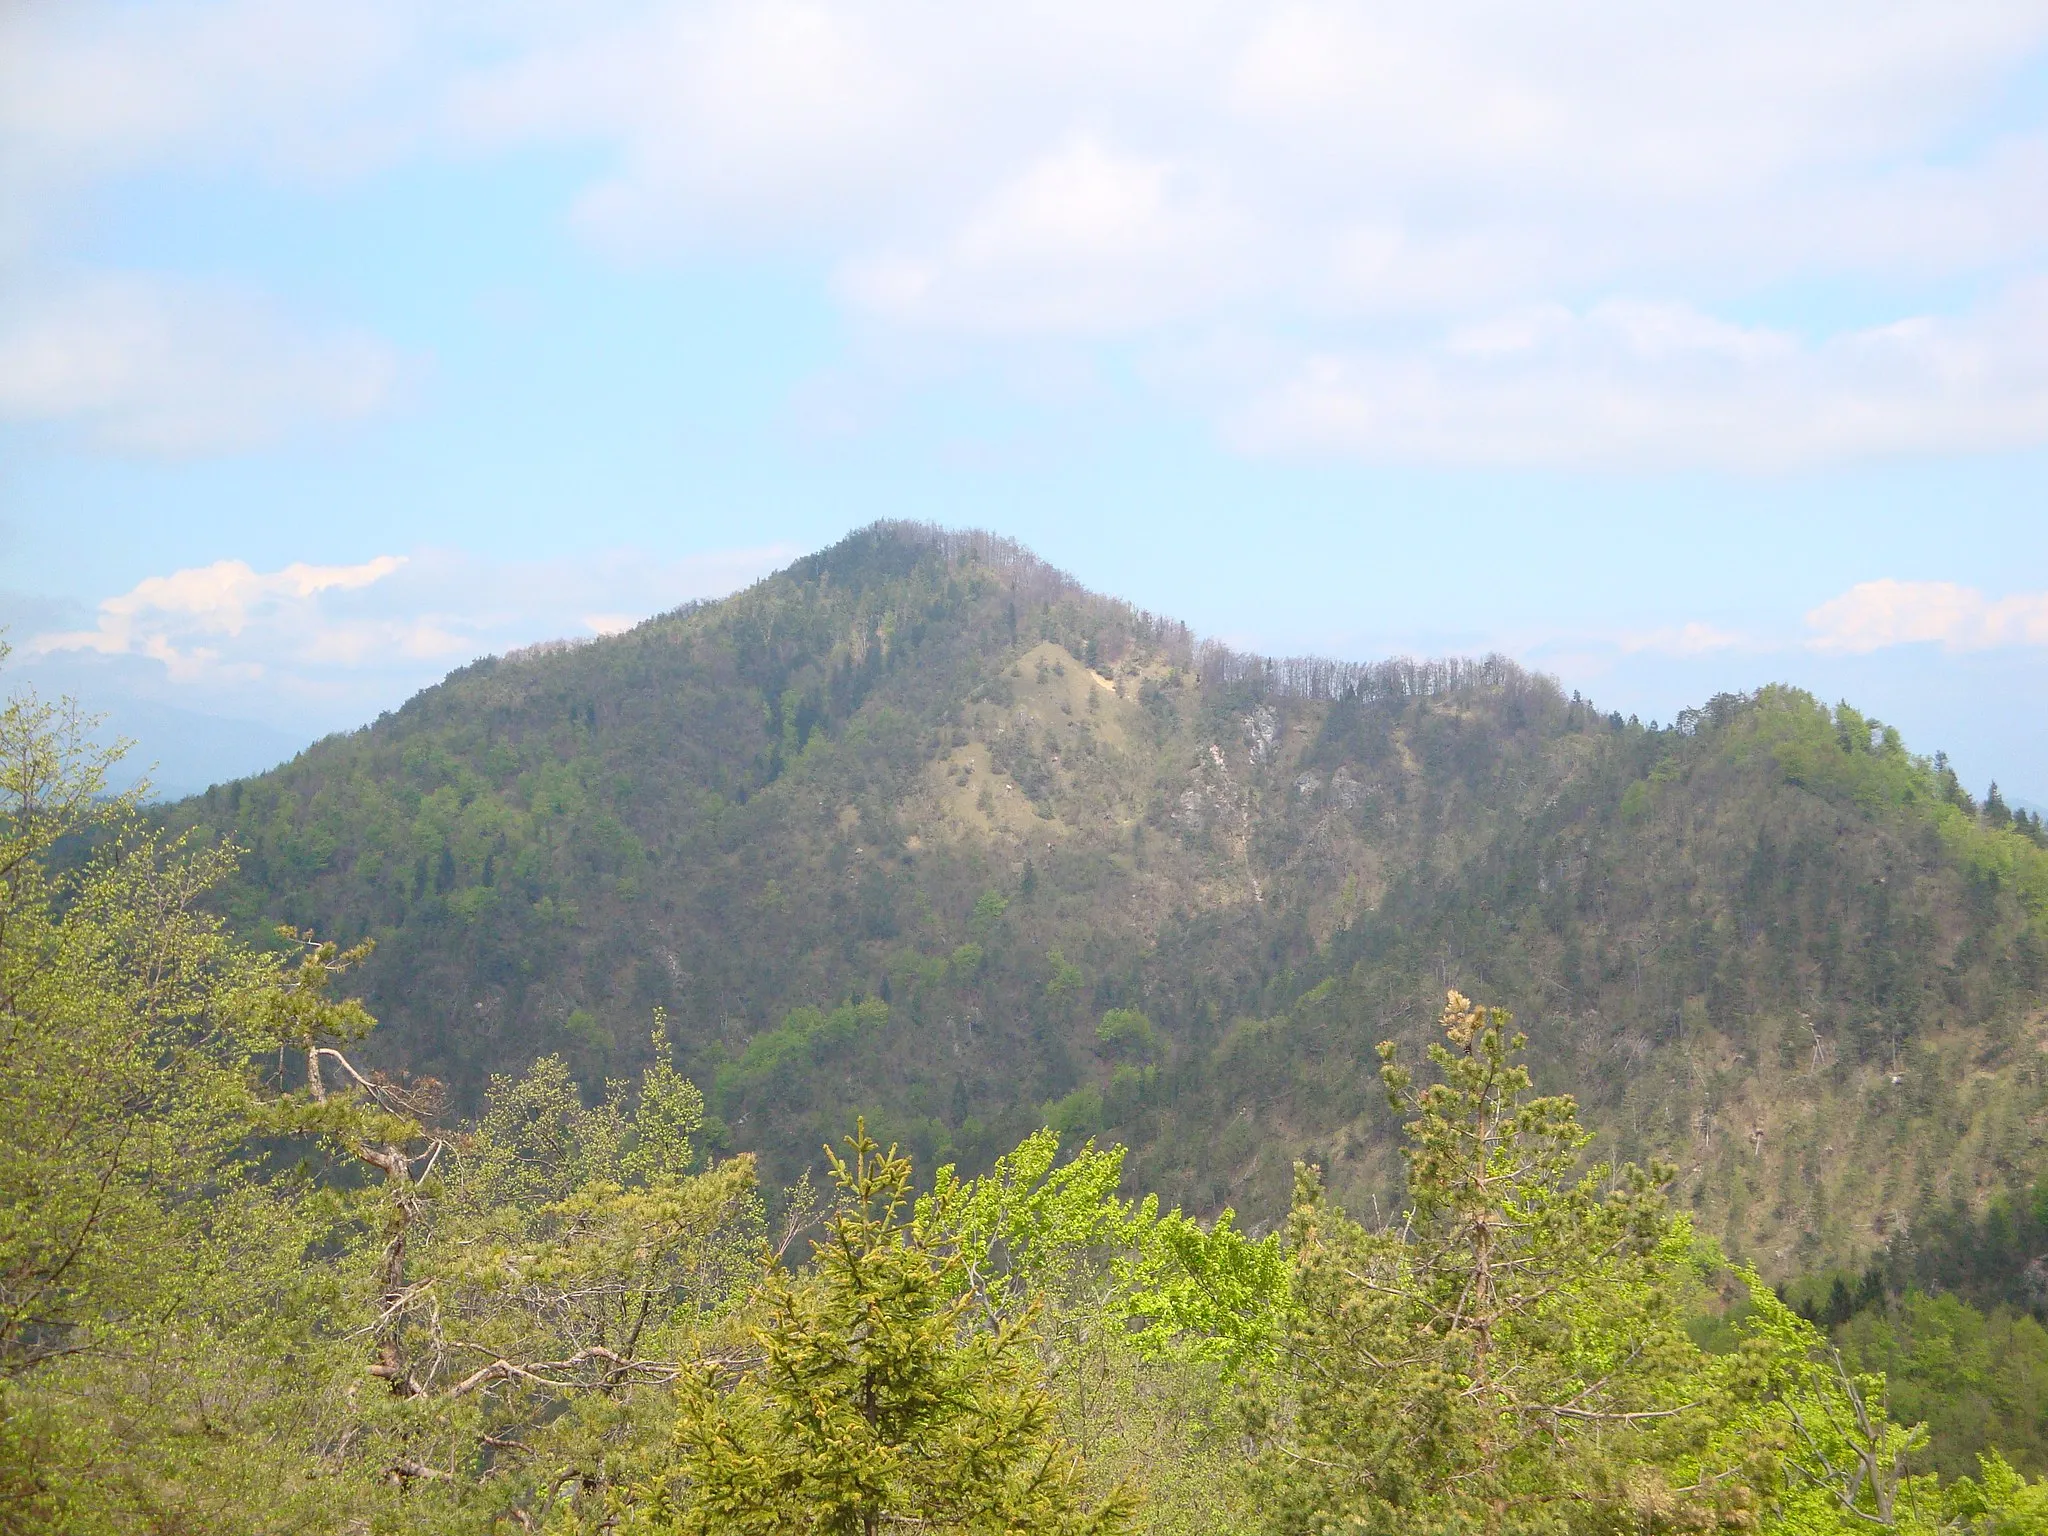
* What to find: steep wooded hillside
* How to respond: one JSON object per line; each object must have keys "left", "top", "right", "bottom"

{"left": 172, "top": 524, "right": 2048, "bottom": 1276}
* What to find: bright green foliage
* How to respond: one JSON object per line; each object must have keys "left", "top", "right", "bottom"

{"left": 0, "top": 690, "right": 273, "bottom": 1375}
{"left": 1247, "top": 991, "right": 1769, "bottom": 1535}
{"left": 1941, "top": 1453, "right": 2048, "bottom": 1534}
{"left": 1746, "top": 689, "right": 2048, "bottom": 923}
{"left": 625, "top": 1009, "right": 709, "bottom": 1184}
{"left": 0, "top": 690, "right": 403, "bottom": 1531}
{"left": 916, "top": 1126, "right": 1285, "bottom": 1379}
{"left": 626, "top": 1126, "right": 1129, "bottom": 1535}
{"left": 712, "top": 999, "right": 891, "bottom": 1132}
{"left": 1040, "top": 1084, "right": 1106, "bottom": 1142}
{"left": 1838, "top": 1294, "right": 2048, "bottom": 1479}
{"left": 1728, "top": 1280, "right": 2048, "bottom": 1533}
{"left": 1738, "top": 1278, "right": 1939, "bottom": 1532}
{"left": 916, "top": 1128, "right": 1280, "bottom": 1530}
{"left": 919, "top": 1129, "right": 1159, "bottom": 1311}
{"left": 1095, "top": 1009, "right": 1158, "bottom": 1061}
{"left": 1045, "top": 949, "right": 1084, "bottom": 1003}
{"left": 969, "top": 890, "right": 1010, "bottom": 941}
{"left": 1125, "top": 1208, "right": 1286, "bottom": 1380}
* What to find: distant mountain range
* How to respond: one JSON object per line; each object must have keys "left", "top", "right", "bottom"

{"left": 167, "top": 523, "right": 2048, "bottom": 1278}
{"left": 3, "top": 648, "right": 313, "bottom": 801}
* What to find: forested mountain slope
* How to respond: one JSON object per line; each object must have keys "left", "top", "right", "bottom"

{"left": 173, "top": 523, "right": 2048, "bottom": 1276}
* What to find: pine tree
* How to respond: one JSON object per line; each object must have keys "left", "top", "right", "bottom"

{"left": 1246, "top": 991, "right": 1766, "bottom": 1535}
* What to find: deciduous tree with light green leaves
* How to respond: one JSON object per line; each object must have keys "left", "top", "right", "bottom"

{"left": 916, "top": 1126, "right": 1283, "bottom": 1533}
{"left": 0, "top": 682, "right": 774, "bottom": 1532}
{"left": 0, "top": 686, "right": 390, "bottom": 1531}
{"left": 267, "top": 993, "right": 772, "bottom": 1528}
{"left": 1728, "top": 1279, "right": 2048, "bottom": 1534}
{"left": 0, "top": 689, "right": 269, "bottom": 1376}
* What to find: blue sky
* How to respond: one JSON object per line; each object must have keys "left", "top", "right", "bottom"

{"left": 3, "top": 1, "right": 2047, "bottom": 800}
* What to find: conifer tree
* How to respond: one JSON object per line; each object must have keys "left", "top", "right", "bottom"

{"left": 1986, "top": 783, "right": 2012, "bottom": 828}
{"left": 625, "top": 1125, "right": 1129, "bottom": 1535}
{"left": 1247, "top": 991, "right": 1765, "bottom": 1535}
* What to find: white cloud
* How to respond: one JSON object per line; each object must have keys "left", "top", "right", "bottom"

{"left": 1621, "top": 622, "right": 1753, "bottom": 658}
{"left": 6, "top": 2, "right": 2048, "bottom": 467}
{"left": 0, "top": 275, "right": 403, "bottom": 454}
{"left": 35, "top": 556, "right": 415, "bottom": 682}
{"left": 444, "top": 1, "right": 2048, "bottom": 310}
{"left": 445, "top": 2, "right": 2048, "bottom": 465}
{"left": 1216, "top": 284, "right": 2048, "bottom": 470}
{"left": 447, "top": 0, "right": 915, "bottom": 250}
{"left": 0, "top": 0, "right": 417, "bottom": 190}
{"left": 26, "top": 543, "right": 795, "bottom": 726}
{"left": 842, "top": 138, "right": 1250, "bottom": 334}
{"left": 18, "top": 2, "right": 2041, "bottom": 288}
{"left": 1807, "top": 580, "right": 2048, "bottom": 655}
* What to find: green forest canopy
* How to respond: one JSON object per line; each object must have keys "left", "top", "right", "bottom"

{"left": 163, "top": 525, "right": 2048, "bottom": 1284}
{"left": 6, "top": 682, "right": 2048, "bottom": 1533}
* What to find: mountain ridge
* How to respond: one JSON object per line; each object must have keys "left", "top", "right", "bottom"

{"left": 168, "top": 522, "right": 2048, "bottom": 1278}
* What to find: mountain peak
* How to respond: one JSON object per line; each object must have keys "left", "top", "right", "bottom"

{"left": 171, "top": 525, "right": 2048, "bottom": 1279}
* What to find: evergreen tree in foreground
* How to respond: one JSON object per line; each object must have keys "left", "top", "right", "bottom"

{"left": 1247, "top": 991, "right": 1769, "bottom": 1534}
{"left": 623, "top": 1124, "right": 1130, "bottom": 1535}
{"left": 1244, "top": 990, "right": 2048, "bottom": 1534}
